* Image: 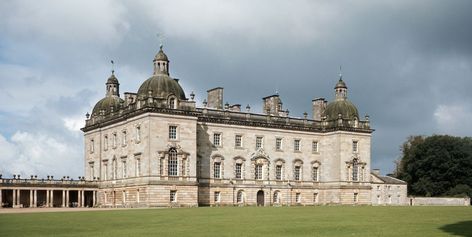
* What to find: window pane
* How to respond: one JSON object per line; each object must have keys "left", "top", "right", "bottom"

{"left": 213, "top": 133, "right": 221, "bottom": 146}
{"left": 169, "top": 126, "right": 177, "bottom": 140}
{"left": 276, "top": 165, "right": 282, "bottom": 180}
{"left": 168, "top": 149, "right": 178, "bottom": 176}
{"left": 255, "top": 164, "right": 263, "bottom": 180}
{"left": 294, "top": 166, "right": 301, "bottom": 181}
{"left": 214, "top": 162, "right": 221, "bottom": 179}
{"left": 235, "top": 135, "right": 242, "bottom": 147}
{"left": 235, "top": 163, "right": 242, "bottom": 179}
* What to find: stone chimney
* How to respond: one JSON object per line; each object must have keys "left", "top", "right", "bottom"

{"left": 312, "top": 98, "right": 327, "bottom": 121}
{"left": 263, "top": 95, "right": 283, "bottom": 116}
{"left": 207, "top": 87, "right": 224, "bottom": 110}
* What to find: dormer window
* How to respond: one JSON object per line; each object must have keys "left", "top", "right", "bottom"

{"left": 169, "top": 97, "right": 176, "bottom": 109}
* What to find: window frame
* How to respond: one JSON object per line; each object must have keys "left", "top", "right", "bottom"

{"left": 294, "top": 139, "right": 301, "bottom": 152}
{"left": 213, "top": 133, "right": 222, "bottom": 146}
{"left": 275, "top": 137, "right": 283, "bottom": 151}
{"left": 235, "top": 134, "right": 242, "bottom": 148}
{"left": 169, "top": 125, "right": 178, "bottom": 140}
{"left": 255, "top": 136, "right": 263, "bottom": 149}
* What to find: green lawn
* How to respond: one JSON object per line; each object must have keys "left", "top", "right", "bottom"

{"left": 0, "top": 206, "right": 471, "bottom": 237}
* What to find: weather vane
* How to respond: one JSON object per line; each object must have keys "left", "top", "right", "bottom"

{"left": 111, "top": 60, "right": 115, "bottom": 74}
{"left": 339, "top": 65, "right": 343, "bottom": 79}
{"left": 157, "top": 33, "right": 165, "bottom": 48}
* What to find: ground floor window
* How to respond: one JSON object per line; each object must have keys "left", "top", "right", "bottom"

{"left": 313, "top": 193, "right": 318, "bottom": 203}
{"left": 237, "top": 190, "right": 244, "bottom": 203}
{"left": 170, "top": 190, "right": 177, "bottom": 202}
{"left": 296, "top": 193, "right": 301, "bottom": 203}
{"left": 354, "top": 193, "right": 358, "bottom": 203}
{"left": 273, "top": 192, "right": 280, "bottom": 203}
{"left": 214, "top": 192, "right": 220, "bottom": 203}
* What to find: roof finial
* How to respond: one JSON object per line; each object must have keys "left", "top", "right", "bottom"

{"left": 157, "top": 33, "right": 165, "bottom": 49}
{"left": 111, "top": 60, "right": 115, "bottom": 75}
{"left": 338, "top": 65, "right": 343, "bottom": 80}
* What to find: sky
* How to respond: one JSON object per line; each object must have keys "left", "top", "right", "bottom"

{"left": 1, "top": 0, "right": 472, "bottom": 179}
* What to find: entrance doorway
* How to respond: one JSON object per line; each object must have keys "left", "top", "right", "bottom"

{"left": 257, "top": 190, "right": 264, "bottom": 206}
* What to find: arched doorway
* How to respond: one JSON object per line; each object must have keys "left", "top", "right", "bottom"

{"left": 257, "top": 190, "right": 264, "bottom": 206}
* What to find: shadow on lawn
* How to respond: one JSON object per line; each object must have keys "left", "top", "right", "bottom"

{"left": 440, "top": 221, "right": 472, "bottom": 237}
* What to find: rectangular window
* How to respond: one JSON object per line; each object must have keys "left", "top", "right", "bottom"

{"left": 104, "top": 135, "right": 108, "bottom": 150}
{"left": 214, "top": 192, "right": 220, "bottom": 203}
{"left": 103, "top": 163, "right": 108, "bottom": 180}
{"left": 276, "top": 138, "right": 282, "bottom": 151}
{"left": 255, "top": 164, "right": 263, "bottom": 180}
{"left": 90, "top": 139, "right": 94, "bottom": 153}
{"left": 168, "top": 152, "right": 178, "bottom": 176}
{"left": 136, "top": 158, "right": 141, "bottom": 177}
{"left": 122, "top": 160, "right": 127, "bottom": 178}
{"left": 294, "top": 166, "right": 301, "bottom": 181}
{"left": 312, "top": 167, "right": 318, "bottom": 181}
{"left": 354, "top": 193, "right": 359, "bottom": 203}
{"left": 312, "top": 141, "right": 318, "bottom": 153}
{"left": 89, "top": 163, "right": 94, "bottom": 180}
{"left": 235, "top": 135, "right": 242, "bottom": 148}
{"left": 313, "top": 193, "right": 318, "bottom": 203}
{"left": 235, "top": 163, "right": 242, "bottom": 179}
{"left": 256, "top": 136, "right": 263, "bottom": 149}
{"left": 275, "top": 165, "right": 282, "bottom": 180}
{"left": 113, "top": 159, "right": 117, "bottom": 179}
{"left": 213, "top": 133, "right": 221, "bottom": 146}
{"left": 169, "top": 126, "right": 177, "bottom": 140}
{"left": 136, "top": 126, "right": 141, "bottom": 142}
{"left": 112, "top": 133, "right": 117, "bottom": 148}
{"left": 122, "top": 131, "right": 127, "bottom": 146}
{"left": 294, "top": 139, "right": 301, "bottom": 151}
{"left": 159, "top": 159, "right": 164, "bottom": 175}
{"left": 296, "top": 193, "right": 301, "bottom": 203}
{"left": 170, "top": 190, "right": 177, "bottom": 202}
{"left": 214, "top": 162, "right": 221, "bottom": 179}
{"left": 352, "top": 140, "right": 358, "bottom": 153}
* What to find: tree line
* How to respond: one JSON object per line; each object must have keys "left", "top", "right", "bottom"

{"left": 394, "top": 135, "right": 472, "bottom": 199}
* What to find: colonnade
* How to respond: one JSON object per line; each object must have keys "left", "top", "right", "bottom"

{"left": 0, "top": 188, "right": 97, "bottom": 208}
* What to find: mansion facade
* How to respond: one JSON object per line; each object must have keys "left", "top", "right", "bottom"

{"left": 79, "top": 45, "right": 407, "bottom": 207}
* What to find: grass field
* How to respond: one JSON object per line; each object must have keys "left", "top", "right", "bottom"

{"left": 0, "top": 206, "right": 471, "bottom": 237}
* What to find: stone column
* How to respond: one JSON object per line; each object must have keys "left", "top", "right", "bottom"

{"left": 92, "top": 191, "right": 96, "bottom": 207}
{"left": 50, "top": 190, "right": 54, "bottom": 207}
{"left": 81, "top": 190, "right": 85, "bottom": 207}
{"left": 46, "top": 189, "right": 50, "bottom": 207}
{"left": 62, "top": 190, "right": 65, "bottom": 207}
{"left": 17, "top": 189, "right": 21, "bottom": 207}
{"left": 34, "top": 190, "right": 37, "bottom": 207}
{"left": 13, "top": 189, "right": 16, "bottom": 208}
{"left": 66, "top": 190, "right": 69, "bottom": 207}
{"left": 29, "top": 190, "right": 33, "bottom": 207}
{"left": 0, "top": 188, "right": 2, "bottom": 208}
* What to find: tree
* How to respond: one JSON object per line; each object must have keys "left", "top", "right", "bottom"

{"left": 395, "top": 135, "right": 472, "bottom": 198}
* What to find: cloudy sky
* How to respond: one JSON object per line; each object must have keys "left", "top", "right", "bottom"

{"left": 1, "top": 0, "right": 471, "bottom": 178}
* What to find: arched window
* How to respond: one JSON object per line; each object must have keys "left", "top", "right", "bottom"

{"left": 352, "top": 159, "right": 359, "bottom": 181}
{"left": 168, "top": 148, "right": 178, "bottom": 176}
{"left": 312, "top": 161, "right": 321, "bottom": 182}
{"left": 112, "top": 159, "right": 117, "bottom": 180}
{"left": 169, "top": 98, "right": 176, "bottom": 109}
{"left": 273, "top": 191, "right": 280, "bottom": 204}
{"left": 237, "top": 190, "right": 244, "bottom": 203}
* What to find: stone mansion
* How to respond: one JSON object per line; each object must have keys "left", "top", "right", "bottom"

{"left": 81, "top": 45, "right": 407, "bottom": 207}
{"left": 0, "top": 45, "right": 407, "bottom": 208}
